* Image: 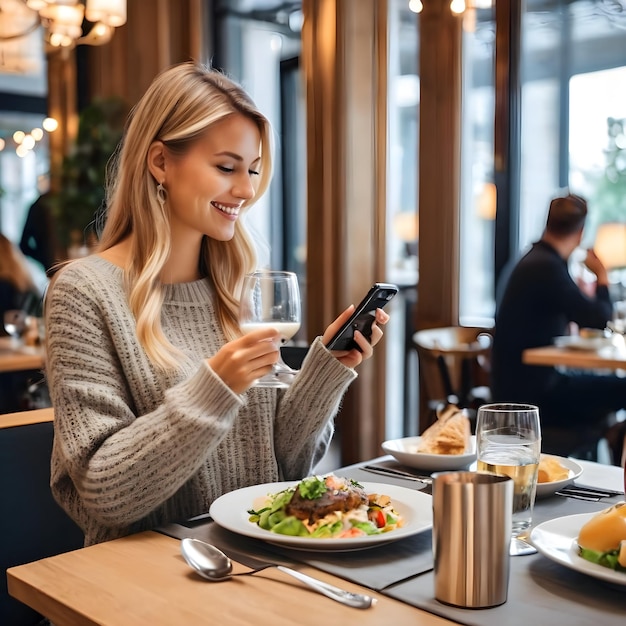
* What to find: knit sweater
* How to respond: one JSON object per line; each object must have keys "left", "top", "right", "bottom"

{"left": 46, "top": 255, "right": 357, "bottom": 546}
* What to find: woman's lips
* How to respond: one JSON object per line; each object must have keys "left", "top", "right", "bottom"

{"left": 211, "top": 201, "right": 240, "bottom": 219}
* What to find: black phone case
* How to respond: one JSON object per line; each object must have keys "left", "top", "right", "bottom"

{"left": 326, "top": 283, "right": 398, "bottom": 351}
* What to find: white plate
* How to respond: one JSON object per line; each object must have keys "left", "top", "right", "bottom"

{"left": 209, "top": 481, "right": 432, "bottom": 552}
{"left": 535, "top": 455, "right": 584, "bottom": 498}
{"left": 381, "top": 435, "right": 476, "bottom": 470}
{"left": 554, "top": 335, "right": 613, "bottom": 351}
{"left": 530, "top": 513, "right": 626, "bottom": 586}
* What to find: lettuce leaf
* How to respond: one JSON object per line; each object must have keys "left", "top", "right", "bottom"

{"left": 579, "top": 547, "right": 626, "bottom": 572}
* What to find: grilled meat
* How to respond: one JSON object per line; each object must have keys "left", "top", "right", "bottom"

{"left": 286, "top": 481, "right": 368, "bottom": 524}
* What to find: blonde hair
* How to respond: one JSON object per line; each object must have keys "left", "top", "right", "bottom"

{"left": 0, "top": 234, "right": 37, "bottom": 294}
{"left": 98, "top": 62, "right": 273, "bottom": 368}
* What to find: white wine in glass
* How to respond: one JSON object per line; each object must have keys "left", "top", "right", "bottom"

{"left": 476, "top": 403, "right": 541, "bottom": 546}
{"left": 239, "top": 270, "right": 301, "bottom": 388}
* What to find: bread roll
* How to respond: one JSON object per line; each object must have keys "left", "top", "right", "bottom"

{"left": 537, "top": 456, "right": 570, "bottom": 483}
{"left": 417, "top": 405, "right": 470, "bottom": 455}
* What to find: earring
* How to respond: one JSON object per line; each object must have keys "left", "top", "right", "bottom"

{"left": 156, "top": 182, "right": 167, "bottom": 209}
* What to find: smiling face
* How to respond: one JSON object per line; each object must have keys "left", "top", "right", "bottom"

{"left": 161, "top": 113, "right": 262, "bottom": 245}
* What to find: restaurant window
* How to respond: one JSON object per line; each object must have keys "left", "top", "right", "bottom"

{"left": 519, "top": 0, "right": 626, "bottom": 290}
{"left": 0, "top": 26, "right": 50, "bottom": 290}
{"left": 212, "top": 0, "right": 307, "bottom": 338}
{"left": 386, "top": 0, "right": 420, "bottom": 438}
{"left": 460, "top": 0, "right": 626, "bottom": 324}
{"left": 459, "top": 3, "right": 496, "bottom": 326}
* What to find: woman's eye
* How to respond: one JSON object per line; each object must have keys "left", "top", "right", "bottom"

{"left": 249, "top": 169, "right": 260, "bottom": 177}
{"left": 217, "top": 165, "right": 234, "bottom": 173}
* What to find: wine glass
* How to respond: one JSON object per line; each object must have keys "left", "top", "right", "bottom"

{"left": 239, "top": 270, "right": 301, "bottom": 388}
{"left": 476, "top": 403, "right": 541, "bottom": 550}
{"left": 3, "top": 309, "right": 30, "bottom": 344}
{"left": 608, "top": 300, "right": 626, "bottom": 335}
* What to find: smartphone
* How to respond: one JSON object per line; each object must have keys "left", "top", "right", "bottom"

{"left": 326, "top": 283, "right": 398, "bottom": 351}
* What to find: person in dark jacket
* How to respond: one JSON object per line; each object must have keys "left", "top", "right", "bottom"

{"left": 491, "top": 193, "right": 625, "bottom": 434}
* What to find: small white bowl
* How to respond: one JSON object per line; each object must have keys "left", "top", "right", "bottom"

{"left": 381, "top": 436, "right": 477, "bottom": 471}
{"left": 535, "top": 454, "right": 583, "bottom": 498}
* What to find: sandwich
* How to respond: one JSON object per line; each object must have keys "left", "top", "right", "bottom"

{"left": 577, "top": 501, "right": 626, "bottom": 571}
{"left": 416, "top": 404, "right": 470, "bottom": 455}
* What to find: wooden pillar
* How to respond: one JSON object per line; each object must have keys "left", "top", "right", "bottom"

{"left": 414, "top": 0, "right": 463, "bottom": 432}
{"left": 46, "top": 48, "right": 77, "bottom": 194}
{"left": 416, "top": 0, "right": 463, "bottom": 330}
{"left": 302, "top": 0, "right": 388, "bottom": 463}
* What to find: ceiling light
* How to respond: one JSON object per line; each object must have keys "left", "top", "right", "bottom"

{"left": 1, "top": 0, "right": 127, "bottom": 50}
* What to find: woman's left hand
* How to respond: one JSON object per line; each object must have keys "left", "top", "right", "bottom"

{"left": 321, "top": 305, "right": 390, "bottom": 368}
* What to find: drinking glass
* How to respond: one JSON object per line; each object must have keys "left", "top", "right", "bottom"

{"left": 3, "top": 310, "right": 30, "bottom": 344}
{"left": 476, "top": 403, "right": 541, "bottom": 540}
{"left": 239, "top": 270, "right": 301, "bottom": 388}
{"left": 608, "top": 300, "right": 626, "bottom": 335}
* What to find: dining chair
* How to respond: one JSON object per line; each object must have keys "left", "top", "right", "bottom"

{"left": 0, "top": 408, "right": 84, "bottom": 625}
{"left": 412, "top": 326, "right": 493, "bottom": 434}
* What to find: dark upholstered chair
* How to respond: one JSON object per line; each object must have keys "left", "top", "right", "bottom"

{"left": 0, "top": 411, "right": 84, "bottom": 625}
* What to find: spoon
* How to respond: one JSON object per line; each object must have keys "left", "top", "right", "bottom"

{"left": 180, "top": 538, "right": 375, "bottom": 609}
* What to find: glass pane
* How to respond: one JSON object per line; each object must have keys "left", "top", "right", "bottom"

{"left": 213, "top": 2, "right": 306, "bottom": 338}
{"left": 520, "top": 0, "right": 626, "bottom": 254}
{"left": 386, "top": 0, "right": 420, "bottom": 438}
{"left": 459, "top": 5, "right": 496, "bottom": 325}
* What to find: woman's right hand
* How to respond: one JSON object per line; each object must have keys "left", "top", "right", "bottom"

{"left": 208, "top": 328, "right": 280, "bottom": 394}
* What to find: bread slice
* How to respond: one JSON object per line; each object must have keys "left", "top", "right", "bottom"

{"left": 417, "top": 405, "right": 470, "bottom": 455}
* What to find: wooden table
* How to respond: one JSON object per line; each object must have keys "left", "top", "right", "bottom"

{"left": 0, "top": 338, "right": 45, "bottom": 373}
{"left": 523, "top": 334, "right": 626, "bottom": 371}
{"left": 6, "top": 459, "right": 624, "bottom": 626}
{"left": 7, "top": 531, "right": 450, "bottom": 626}
{"left": 0, "top": 407, "right": 54, "bottom": 428}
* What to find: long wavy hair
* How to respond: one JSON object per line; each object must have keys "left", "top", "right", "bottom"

{"left": 97, "top": 62, "right": 273, "bottom": 369}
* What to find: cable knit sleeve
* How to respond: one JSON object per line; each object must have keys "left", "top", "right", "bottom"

{"left": 274, "top": 337, "right": 356, "bottom": 479}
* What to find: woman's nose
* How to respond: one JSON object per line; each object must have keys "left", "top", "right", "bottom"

{"left": 233, "top": 174, "right": 256, "bottom": 200}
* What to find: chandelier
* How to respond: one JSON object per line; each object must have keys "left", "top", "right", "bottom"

{"left": 0, "top": 0, "right": 126, "bottom": 51}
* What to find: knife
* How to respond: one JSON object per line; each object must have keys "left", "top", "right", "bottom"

{"left": 360, "top": 464, "right": 433, "bottom": 484}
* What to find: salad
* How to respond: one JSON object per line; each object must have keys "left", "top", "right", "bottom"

{"left": 248, "top": 475, "right": 405, "bottom": 539}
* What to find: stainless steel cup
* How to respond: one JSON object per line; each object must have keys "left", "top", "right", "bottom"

{"left": 432, "top": 471, "right": 513, "bottom": 608}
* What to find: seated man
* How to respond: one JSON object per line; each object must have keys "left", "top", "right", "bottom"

{"left": 491, "top": 193, "right": 625, "bottom": 456}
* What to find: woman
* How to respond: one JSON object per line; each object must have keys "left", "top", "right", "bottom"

{"left": 46, "top": 62, "right": 389, "bottom": 546}
{"left": 0, "top": 232, "right": 40, "bottom": 331}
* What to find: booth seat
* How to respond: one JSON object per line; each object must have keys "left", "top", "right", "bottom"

{"left": 0, "top": 408, "right": 84, "bottom": 625}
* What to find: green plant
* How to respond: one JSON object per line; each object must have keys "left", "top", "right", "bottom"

{"left": 52, "top": 96, "right": 127, "bottom": 248}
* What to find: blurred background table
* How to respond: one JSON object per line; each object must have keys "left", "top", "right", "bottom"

{"left": 523, "top": 335, "right": 626, "bottom": 371}
{"left": 0, "top": 338, "right": 45, "bottom": 374}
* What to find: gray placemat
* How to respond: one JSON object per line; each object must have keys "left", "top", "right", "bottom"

{"left": 160, "top": 519, "right": 434, "bottom": 591}
{"left": 384, "top": 548, "right": 625, "bottom": 626}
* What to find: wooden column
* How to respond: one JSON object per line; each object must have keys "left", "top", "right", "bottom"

{"left": 416, "top": 0, "right": 463, "bottom": 330}
{"left": 302, "top": 0, "right": 388, "bottom": 463}
{"left": 46, "top": 48, "right": 77, "bottom": 194}
{"left": 414, "top": 0, "right": 463, "bottom": 432}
